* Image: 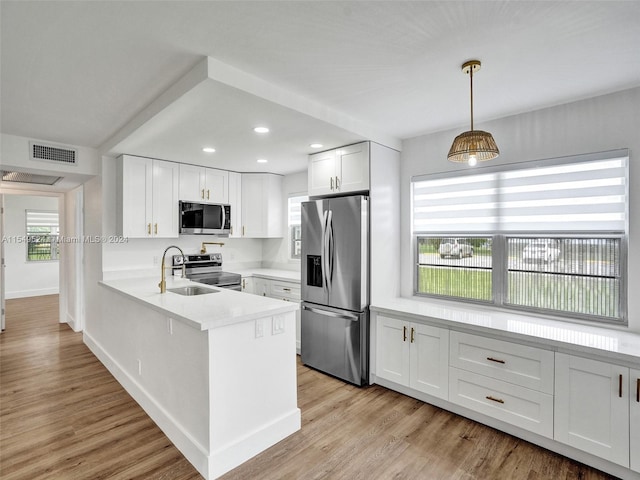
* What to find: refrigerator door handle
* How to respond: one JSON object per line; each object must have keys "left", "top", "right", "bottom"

{"left": 302, "top": 304, "right": 360, "bottom": 321}
{"left": 327, "top": 210, "right": 334, "bottom": 286}
{"left": 322, "top": 210, "right": 329, "bottom": 291}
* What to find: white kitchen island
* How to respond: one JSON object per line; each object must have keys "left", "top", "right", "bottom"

{"left": 86, "top": 276, "right": 301, "bottom": 479}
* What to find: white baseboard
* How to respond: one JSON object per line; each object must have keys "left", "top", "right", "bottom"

{"left": 83, "top": 331, "right": 211, "bottom": 478}
{"left": 209, "top": 409, "right": 301, "bottom": 479}
{"left": 5, "top": 287, "right": 59, "bottom": 299}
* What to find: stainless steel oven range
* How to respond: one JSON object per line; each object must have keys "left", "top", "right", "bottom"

{"left": 172, "top": 253, "right": 241, "bottom": 291}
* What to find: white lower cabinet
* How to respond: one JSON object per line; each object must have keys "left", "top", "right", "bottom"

{"left": 376, "top": 315, "right": 449, "bottom": 400}
{"left": 631, "top": 368, "right": 640, "bottom": 473}
{"left": 241, "top": 276, "right": 302, "bottom": 353}
{"left": 449, "top": 367, "right": 554, "bottom": 438}
{"left": 554, "top": 353, "right": 630, "bottom": 468}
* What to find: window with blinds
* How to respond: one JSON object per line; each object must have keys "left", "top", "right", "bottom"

{"left": 26, "top": 210, "right": 60, "bottom": 261}
{"left": 412, "top": 150, "right": 628, "bottom": 324}
{"left": 288, "top": 195, "right": 307, "bottom": 260}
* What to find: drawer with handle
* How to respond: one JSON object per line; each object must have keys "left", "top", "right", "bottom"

{"left": 270, "top": 281, "right": 301, "bottom": 301}
{"left": 449, "top": 367, "right": 553, "bottom": 438}
{"left": 450, "top": 331, "right": 554, "bottom": 394}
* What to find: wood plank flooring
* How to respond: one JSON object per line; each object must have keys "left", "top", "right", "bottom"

{"left": 0, "top": 295, "right": 615, "bottom": 479}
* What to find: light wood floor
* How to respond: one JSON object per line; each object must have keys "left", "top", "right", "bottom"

{"left": 0, "top": 295, "right": 615, "bottom": 480}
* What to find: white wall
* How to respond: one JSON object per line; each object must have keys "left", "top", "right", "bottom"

{"left": 3, "top": 194, "right": 60, "bottom": 298}
{"left": 400, "top": 86, "right": 640, "bottom": 332}
{"left": 262, "top": 171, "right": 307, "bottom": 271}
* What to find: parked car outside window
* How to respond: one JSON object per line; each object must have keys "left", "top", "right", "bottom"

{"left": 522, "top": 239, "right": 561, "bottom": 263}
{"left": 438, "top": 238, "right": 474, "bottom": 259}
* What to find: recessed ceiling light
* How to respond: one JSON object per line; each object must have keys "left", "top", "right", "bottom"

{"left": 202, "top": 147, "right": 216, "bottom": 153}
{"left": 253, "top": 126, "right": 270, "bottom": 134}
{"left": 310, "top": 143, "right": 323, "bottom": 149}
{"left": 257, "top": 159, "right": 268, "bottom": 163}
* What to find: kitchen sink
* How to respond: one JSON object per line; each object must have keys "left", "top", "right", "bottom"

{"left": 167, "top": 286, "right": 219, "bottom": 296}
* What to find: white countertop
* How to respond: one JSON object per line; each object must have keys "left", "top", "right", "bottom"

{"left": 99, "top": 276, "right": 299, "bottom": 331}
{"left": 372, "top": 297, "right": 640, "bottom": 366}
{"left": 232, "top": 268, "right": 300, "bottom": 283}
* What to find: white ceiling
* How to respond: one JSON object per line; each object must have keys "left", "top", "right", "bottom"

{"left": 2, "top": 1, "right": 640, "bottom": 178}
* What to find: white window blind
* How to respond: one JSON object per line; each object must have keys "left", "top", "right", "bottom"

{"left": 26, "top": 210, "right": 59, "bottom": 233}
{"left": 413, "top": 153, "right": 627, "bottom": 234}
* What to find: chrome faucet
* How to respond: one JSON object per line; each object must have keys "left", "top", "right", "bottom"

{"left": 159, "top": 245, "right": 186, "bottom": 293}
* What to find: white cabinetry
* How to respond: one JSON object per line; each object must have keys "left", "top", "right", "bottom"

{"left": 308, "top": 142, "right": 369, "bottom": 197}
{"left": 631, "top": 368, "right": 640, "bottom": 473}
{"left": 376, "top": 315, "right": 449, "bottom": 400}
{"left": 178, "top": 164, "right": 228, "bottom": 203}
{"left": 241, "top": 173, "right": 283, "bottom": 238}
{"left": 242, "top": 276, "right": 302, "bottom": 353}
{"left": 116, "top": 155, "right": 179, "bottom": 238}
{"left": 554, "top": 353, "right": 630, "bottom": 467}
{"left": 228, "top": 171, "right": 242, "bottom": 238}
{"left": 449, "top": 332, "right": 554, "bottom": 438}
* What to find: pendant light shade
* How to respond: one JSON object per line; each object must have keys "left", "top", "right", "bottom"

{"left": 447, "top": 60, "right": 499, "bottom": 165}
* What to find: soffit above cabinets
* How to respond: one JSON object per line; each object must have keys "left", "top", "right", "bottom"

{"left": 101, "top": 57, "right": 396, "bottom": 175}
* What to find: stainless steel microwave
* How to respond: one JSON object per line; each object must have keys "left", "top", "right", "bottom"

{"left": 179, "top": 201, "right": 231, "bottom": 235}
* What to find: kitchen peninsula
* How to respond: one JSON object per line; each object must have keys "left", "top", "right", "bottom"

{"left": 86, "top": 276, "right": 301, "bottom": 480}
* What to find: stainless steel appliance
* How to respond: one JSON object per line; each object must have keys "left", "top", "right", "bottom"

{"left": 301, "top": 195, "right": 369, "bottom": 386}
{"left": 172, "top": 253, "right": 241, "bottom": 290}
{"left": 179, "top": 201, "right": 231, "bottom": 235}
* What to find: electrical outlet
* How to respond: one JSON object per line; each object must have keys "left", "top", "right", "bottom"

{"left": 255, "top": 318, "right": 264, "bottom": 338}
{"left": 272, "top": 315, "right": 285, "bottom": 335}
{"left": 137, "top": 359, "right": 142, "bottom": 376}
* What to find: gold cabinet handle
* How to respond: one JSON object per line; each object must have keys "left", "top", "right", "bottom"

{"left": 147, "top": 223, "right": 151, "bottom": 235}
{"left": 230, "top": 226, "right": 233, "bottom": 235}
{"left": 207, "top": 189, "right": 210, "bottom": 200}
{"left": 410, "top": 327, "right": 415, "bottom": 343}
{"left": 403, "top": 325, "right": 407, "bottom": 342}
{"left": 330, "top": 177, "right": 334, "bottom": 191}
{"left": 335, "top": 176, "right": 340, "bottom": 189}
{"left": 154, "top": 223, "right": 158, "bottom": 235}
{"left": 201, "top": 189, "right": 205, "bottom": 199}
{"left": 242, "top": 226, "right": 245, "bottom": 236}
{"left": 283, "top": 288, "right": 291, "bottom": 292}
{"left": 487, "top": 357, "right": 506, "bottom": 364}
{"left": 486, "top": 395, "right": 505, "bottom": 404}
{"left": 242, "top": 279, "right": 246, "bottom": 289}
{"left": 619, "top": 374, "right": 623, "bottom": 398}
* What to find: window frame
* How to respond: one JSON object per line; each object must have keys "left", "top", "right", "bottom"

{"left": 287, "top": 193, "right": 307, "bottom": 261}
{"left": 412, "top": 150, "right": 629, "bottom": 326}
{"left": 25, "top": 209, "right": 60, "bottom": 262}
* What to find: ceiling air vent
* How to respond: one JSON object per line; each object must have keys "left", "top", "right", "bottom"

{"left": 1, "top": 171, "right": 63, "bottom": 186}
{"left": 29, "top": 141, "right": 77, "bottom": 165}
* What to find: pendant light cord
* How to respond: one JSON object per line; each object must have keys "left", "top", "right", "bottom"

{"left": 469, "top": 65, "right": 474, "bottom": 131}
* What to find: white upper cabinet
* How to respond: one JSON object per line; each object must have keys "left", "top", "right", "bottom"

{"left": 179, "top": 164, "right": 228, "bottom": 203}
{"left": 554, "top": 353, "right": 630, "bottom": 467}
{"left": 117, "top": 155, "right": 179, "bottom": 238}
{"left": 241, "top": 173, "right": 283, "bottom": 238}
{"left": 227, "top": 171, "right": 242, "bottom": 238}
{"left": 308, "top": 142, "right": 369, "bottom": 197}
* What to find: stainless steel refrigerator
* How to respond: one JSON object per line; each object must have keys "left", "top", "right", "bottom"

{"left": 301, "top": 195, "right": 369, "bottom": 386}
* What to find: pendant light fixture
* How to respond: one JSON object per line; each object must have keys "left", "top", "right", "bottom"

{"left": 447, "top": 60, "right": 499, "bottom": 166}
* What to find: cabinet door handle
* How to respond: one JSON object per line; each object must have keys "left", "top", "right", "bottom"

{"left": 201, "top": 189, "right": 205, "bottom": 199}
{"left": 330, "top": 177, "right": 334, "bottom": 191}
{"left": 403, "top": 325, "right": 407, "bottom": 342}
{"left": 283, "top": 288, "right": 291, "bottom": 292}
{"left": 335, "top": 176, "right": 340, "bottom": 189}
{"left": 242, "top": 279, "right": 246, "bottom": 289}
{"left": 147, "top": 223, "right": 151, "bottom": 235}
{"left": 207, "top": 189, "right": 210, "bottom": 200}
{"left": 410, "top": 327, "right": 415, "bottom": 343}
{"left": 619, "top": 374, "right": 623, "bottom": 398}
{"left": 242, "top": 226, "right": 245, "bottom": 236}
{"left": 487, "top": 357, "right": 506, "bottom": 364}
{"left": 486, "top": 395, "right": 505, "bottom": 404}
{"left": 636, "top": 378, "right": 639, "bottom": 403}
{"left": 154, "top": 223, "right": 158, "bottom": 235}
{"left": 230, "top": 226, "right": 233, "bottom": 235}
